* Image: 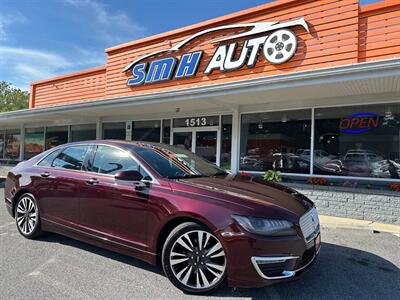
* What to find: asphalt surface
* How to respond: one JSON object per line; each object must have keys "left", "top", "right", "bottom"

{"left": 0, "top": 187, "right": 399, "bottom": 300}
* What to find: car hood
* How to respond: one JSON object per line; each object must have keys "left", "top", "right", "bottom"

{"left": 169, "top": 175, "right": 313, "bottom": 219}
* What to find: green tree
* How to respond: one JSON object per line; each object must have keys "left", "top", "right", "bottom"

{"left": 0, "top": 81, "right": 29, "bottom": 112}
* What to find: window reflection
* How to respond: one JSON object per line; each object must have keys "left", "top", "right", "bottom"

{"left": 314, "top": 104, "right": 400, "bottom": 179}
{"left": 24, "top": 127, "right": 45, "bottom": 159}
{"left": 240, "top": 110, "right": 311, "bottom": 173}
{"left": 132, "top": 120, "right": 160, "bottom": 142}
{"left": 103, "top": 122, "right": 126, "bottom": 140}
{"left": 46, "top": 126, "right": 68, "bottom": 149}
{"left": 70, "top": 124, "right": 96, "bottom": 142}
{"left": 5, "top": 129, "right": 21, "bottom": 160}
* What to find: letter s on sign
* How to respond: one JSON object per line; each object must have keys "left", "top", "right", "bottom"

{"left": 127, "top": 63, "right": 147, "bottom": 86}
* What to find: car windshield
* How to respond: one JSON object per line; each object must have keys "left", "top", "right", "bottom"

{"left": 132, "top": 143, "right": 228, "bottom": 179}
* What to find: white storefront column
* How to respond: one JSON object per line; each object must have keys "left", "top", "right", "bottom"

{"left": 96, "top": 118, "right": 102, "bottom": 140}
{"left": 230, "top": 107, "right": 240, "bottom": 174}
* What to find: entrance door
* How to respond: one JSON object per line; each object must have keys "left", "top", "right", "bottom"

{"left": 172, "top": 127, "right": 220, "bottom": 165}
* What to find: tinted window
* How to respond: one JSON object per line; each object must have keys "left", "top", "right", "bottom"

{"left": 52, "top": 146, "right": 90, "bottom": 170}
{"left": 70, "top": 124, "right": 96, "bottom": 142}
{"left": 37, "top": 149, "right": 61, "bottom": 167}
{"left": 92, "top": 145, "right": 139, "bottom": 175}
{"left": 24, "top": 127, "right": 45, "bottom": 159}
{"left": 45, "top": 126, "right": 68, "bottom": 149}
{"left": 314, "top": 103, "right": 400, "bottom": 178}
{"left": 103, "top": 122, "right": 126, "bottom": 140}
{"left": 134, "top": 144, "right": 226, "bottom": 179}
{"left": 240, "top": 109, "right": 311, "bottom": 173}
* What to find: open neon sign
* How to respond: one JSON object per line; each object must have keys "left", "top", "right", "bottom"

{"left": 340, "top": 112, "right": 380, "bottom": 134}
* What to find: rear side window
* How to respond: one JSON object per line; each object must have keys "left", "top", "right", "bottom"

{"left": 37, "top": 149, "right": 61, "bottom": 167}
{"left": 52, "top": 146, "right": 90, "bottom": 171}
{"left": 91, "top": 145, "right": 139, "bottom": 175}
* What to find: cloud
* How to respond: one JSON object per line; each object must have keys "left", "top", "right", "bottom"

{"left": 0, "top": 46, "right": 105, "bottom": 91}
{"left": 0, "top": 11, "right": 27, "bottom": 41}
{"left": 65, "top": 0, "right": 147, "bottom": 45}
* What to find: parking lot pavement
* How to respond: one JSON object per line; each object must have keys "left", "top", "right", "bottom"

{"left": 1, "top": 187, "right": 399, "bottom": 300}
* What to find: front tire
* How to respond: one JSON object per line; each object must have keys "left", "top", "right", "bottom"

{"left": 162, "top": 222, "right": 227, "bottom": 294}
{"left": 14, "top": 193, "right": 43, "bottom": 239}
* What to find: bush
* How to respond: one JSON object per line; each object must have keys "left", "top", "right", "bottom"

{"left": 263, "top": 170, "right": 282, "bottom": 183}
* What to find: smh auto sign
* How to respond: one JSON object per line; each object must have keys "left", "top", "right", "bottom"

{"left": 123, "top": 18, "right": 309, "bottom": 86}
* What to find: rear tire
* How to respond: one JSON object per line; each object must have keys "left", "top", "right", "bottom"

{"left": 14, "top": 193, "right": 43, "bottom": 239}
{"left": 162, "top": 222, "right": 227, "bottom": 294}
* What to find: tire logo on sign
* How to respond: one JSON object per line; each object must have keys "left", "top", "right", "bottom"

{"left": 123, "top": 18, "right": 309, "bottom": 86}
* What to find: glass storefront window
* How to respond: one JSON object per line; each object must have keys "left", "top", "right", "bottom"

{"left": 46, "top": 126, "right": 68, "bottom": 149}
{"left": 162, "top": 119, "right": 171, "bottom": 144}
{"left": 132, "top": 120, "right": 160, "bottom": 142}
{"left": 0, "top": 131, "right": 4, "bottom": 159}
{"left": 5, "top": 129, "right": 21, "bottom": 160}
{"left": 24, "top": 127, "right": 45, "bottom": 159}
{"left": 70, "top": 124, "right": 96, "bottom": 142}
{"left": 221, "top": 115, "right": 232, "bottom": 170}
{"left": 103, "top": 122, "right": 126, "bottom": 140}
{"left": 314, "top": 104, "right": 400, "bottom": 179}
{"left": 240, "top": 110, "right": 311, "bottom": 173}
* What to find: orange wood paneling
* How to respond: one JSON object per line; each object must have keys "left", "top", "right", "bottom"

{"left": 359, "top": 0, "right": 400, "bottom": 62}
{"left": 31, "top": 67, "right": 106, "bottom": 108}
{"left": 104, "top": 0, "right": 360, "bottom": 99}
{"left": 30, "top": 0, "right": 400, "bottom": 108}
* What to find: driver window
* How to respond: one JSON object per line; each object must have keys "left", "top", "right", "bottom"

{"left": 91, "top": 145, "right": 140, "bottom": 175}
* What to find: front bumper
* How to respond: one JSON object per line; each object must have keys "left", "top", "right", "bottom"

{"left": 220, "top": 227, "right": 321, "bottom": 288}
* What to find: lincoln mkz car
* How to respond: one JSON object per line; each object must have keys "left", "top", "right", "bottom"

{"left": 5, "top": 140, "right": 321, "bottom": 293}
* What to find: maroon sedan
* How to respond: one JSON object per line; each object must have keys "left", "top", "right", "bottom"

{"left": 4, "top": 140, "right": 320, "bottom": 294}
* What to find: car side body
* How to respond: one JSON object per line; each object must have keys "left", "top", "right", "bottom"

{"left": 4, "top": 140, "right": 320, "bottom": 291}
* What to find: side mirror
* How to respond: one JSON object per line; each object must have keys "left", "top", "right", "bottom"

{"left": 115, "top": 170, "right": 143, "bottom": 182}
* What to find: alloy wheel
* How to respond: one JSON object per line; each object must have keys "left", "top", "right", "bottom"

{"left": 16, "top": 196, "right": 38, "bottom": 235}
{"left": 169, "top": 230, "right": 226, "bottom": 290}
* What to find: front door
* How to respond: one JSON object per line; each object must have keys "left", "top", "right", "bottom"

{"left": 79, "top": 145, "right": 150, "bottom": 250}
{"left": 172, "top": 127, "right": 220, "bottom": 165}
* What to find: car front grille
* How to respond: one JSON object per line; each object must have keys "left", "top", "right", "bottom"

{"left": 299, "top": 207, "right": 320, "bottom": 242}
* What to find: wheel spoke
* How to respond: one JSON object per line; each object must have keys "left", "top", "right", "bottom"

{"left": 210, "top": 250, "right": 225, "bottom": 259}
{"left": 17, "top": 216, "right": 25, "bottom": 226}
{"left": 181, "top": 266, "right": 193, "bottom": 285}
{"left": 198, "top": 231, "right": 204, "bottom": 250}
{"left": 199, "top": 268, "right": 210, "bottom": 287}
{"left": 177, "top": 237, "right": 193, "bottom": 252}
{"left": 171, "top": 251, "right": 186, "bottom": 257}
{"left": 183, "top": 233, "right": 194, "bottom": 248}
{"left": 206, "top": 242, "right": 222, "bottom": 257}
{"left": 203, "top": 233, "right": 211, "bottom": 249}
{"left": 206, "top": 262, "right": 225, "bottom": 273}
{"left": 170, "top": 257, "right": 189, "bottom": 266}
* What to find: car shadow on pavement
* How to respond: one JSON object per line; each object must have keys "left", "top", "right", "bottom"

{"left": 37, "top": 234, "right": 400, "bottom": 299}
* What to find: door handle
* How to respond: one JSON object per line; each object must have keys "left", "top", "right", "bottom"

{"left": 86, "top": 178, "right": 99, "bottom": 185}
{"left": 40, "top": 172, "right": 51, "bottom": 178}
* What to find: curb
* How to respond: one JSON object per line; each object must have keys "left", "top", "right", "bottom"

{"left": 320, "top": 215, "right": 400, "bottom": 234}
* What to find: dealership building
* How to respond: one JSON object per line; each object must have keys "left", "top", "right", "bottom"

{"left": 1, "top": 0, "right": 399, "bottom": 224}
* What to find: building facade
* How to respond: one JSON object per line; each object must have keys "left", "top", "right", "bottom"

{"left": 1, "top": 0, "right": 400, "bottom": 223}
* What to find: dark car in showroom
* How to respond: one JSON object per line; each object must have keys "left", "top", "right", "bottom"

{"left": 4, "top": 140, "right": 320, "bottom": 294}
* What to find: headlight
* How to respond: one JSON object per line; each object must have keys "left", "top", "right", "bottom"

{"left": 232, "top": 215, "right": 296, "bottom": 236}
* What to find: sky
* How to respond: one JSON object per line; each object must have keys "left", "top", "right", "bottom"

{"left": 0, "top": 0, "right": 380, "bottom": 91}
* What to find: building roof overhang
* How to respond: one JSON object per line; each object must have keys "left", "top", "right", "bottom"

{"left": 1, "top": 58, "right": 399, "bottom": 127}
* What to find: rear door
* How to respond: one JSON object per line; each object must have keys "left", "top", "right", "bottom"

{"left": 79, "top": 145, "right": 151, "bottom": 250}
{"left": 37, "top": 145, "right": 92, "bottom": 226}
